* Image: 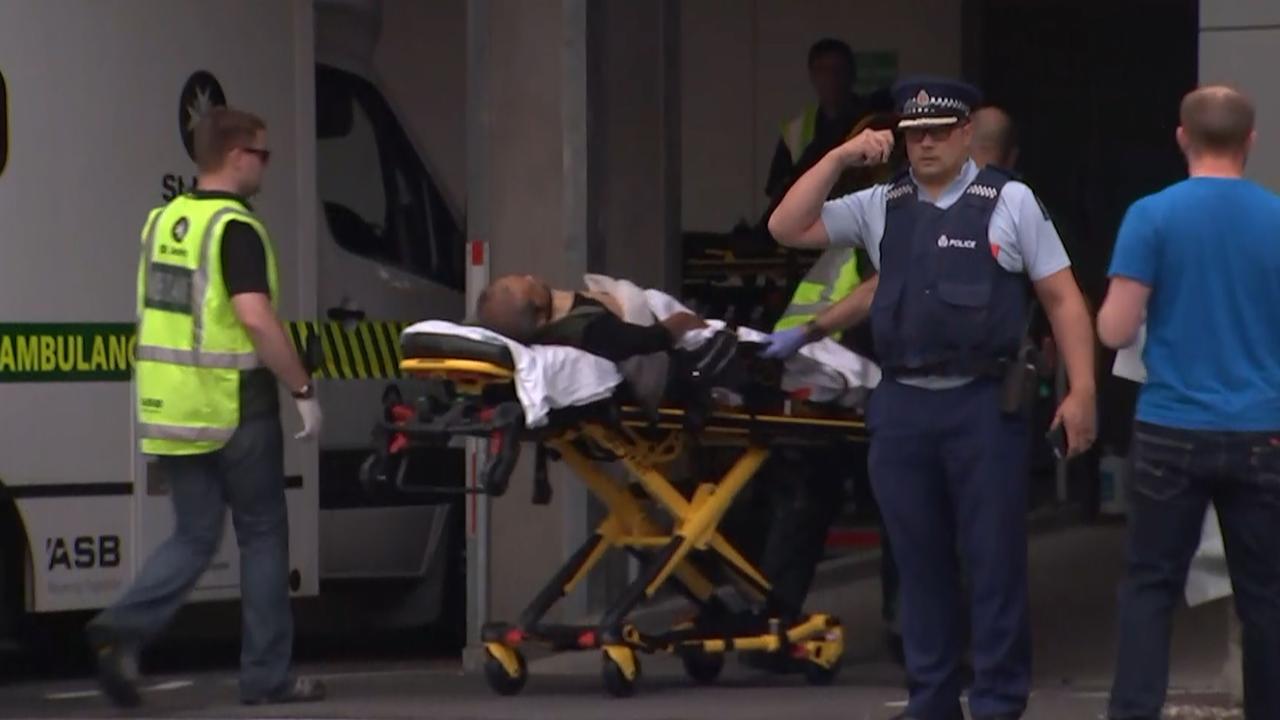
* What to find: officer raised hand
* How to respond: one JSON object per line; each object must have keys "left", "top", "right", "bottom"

{"left": 837, "top": 128, "right": 895, "bottom": 167}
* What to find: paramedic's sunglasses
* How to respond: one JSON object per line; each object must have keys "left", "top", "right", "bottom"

{"left": 239, "top": 147, "right": 272, "bottom": 164}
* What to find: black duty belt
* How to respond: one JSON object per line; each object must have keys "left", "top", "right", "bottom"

{"left": 882, "top": 356, "right": 1011, "bottom": 381}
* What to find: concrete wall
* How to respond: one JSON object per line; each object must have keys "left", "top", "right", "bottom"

{"left": 680, "top": 0, "right": 964, "bottom": 232}
{"left": 595, "top": 0, "right": 682, "bottom": 290}
{"left": 1199, "top": 0, "right": 1280, "bottom": 191}
{"left": 372, "top": 0, "right": 963, "bottom": 236}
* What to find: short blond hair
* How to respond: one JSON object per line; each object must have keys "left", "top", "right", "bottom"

{"left": 193, "top": 106, "right": 265, "bottom": 172}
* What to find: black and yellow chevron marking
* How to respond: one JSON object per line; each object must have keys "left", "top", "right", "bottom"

{"left": 286, "top": 321, "right": 408, "bottom": 380}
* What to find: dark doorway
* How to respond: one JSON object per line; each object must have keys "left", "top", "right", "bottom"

{"left": 964, "top": 0, "right": 1199, "bottom": 511}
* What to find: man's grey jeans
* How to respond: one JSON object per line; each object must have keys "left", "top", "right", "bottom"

{"left": 88, "top": 414, "right": 294, "bottom": 701}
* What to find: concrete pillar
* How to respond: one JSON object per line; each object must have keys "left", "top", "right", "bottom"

{"left": 465, "top": 0, "right": 591, "bottom": 641}
{"left": 464, "top": 0, "right": 682, "bottom": 666}
{"left": 593, "top": 0, "right": 682, "bottom": 292}
{"left": 1199, "top": 0, "right": 1280, "bottom": 190}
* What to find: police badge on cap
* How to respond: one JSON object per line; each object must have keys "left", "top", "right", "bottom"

{"left": 892, "top": 76, "right": 982, "bottom": 129}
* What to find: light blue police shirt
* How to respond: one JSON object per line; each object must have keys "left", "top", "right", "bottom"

{"left": 820, "top": 158, "right": 1071, "bottom": 389}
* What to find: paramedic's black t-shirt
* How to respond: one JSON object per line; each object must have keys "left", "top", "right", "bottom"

{"left": 190, "top": 190, "right": 278, "bottom": 419}
{"left": 573, "top": 294, "right": 675, "bottom": 362}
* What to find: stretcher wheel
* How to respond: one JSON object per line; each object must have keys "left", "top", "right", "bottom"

{"left": 601, "top": 646, "right": 640, "bottom": 698}
{"left": 803, "top": 655, "right": 842, "bottom": 687}
{"left": 482, "top": 646, "right": 528, "bottom": 696}
{"left": 680, "top": 649, "right": 724, "bottom": 685}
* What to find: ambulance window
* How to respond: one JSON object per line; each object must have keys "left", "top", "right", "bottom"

{"left": 315, "top": 64, "right": 464, "bottom": 290}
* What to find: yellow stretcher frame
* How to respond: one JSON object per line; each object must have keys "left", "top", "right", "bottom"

{"left": 398, "top": 356, "right": 866, "bottom": 698}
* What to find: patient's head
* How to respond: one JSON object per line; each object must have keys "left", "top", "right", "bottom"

{"left": 474, "top": 274, "right": 554, "bottom": 341}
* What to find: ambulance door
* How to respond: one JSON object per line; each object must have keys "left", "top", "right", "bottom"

{"left": 310, "top": 60, "right": 466, "bottom": 585}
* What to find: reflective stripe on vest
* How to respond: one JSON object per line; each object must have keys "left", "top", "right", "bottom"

{"left": 133, "top": 345, "right": 261, "bottom": 369}
{"left": 136, "top": 422, "right": 236, "bottom": 442}
{"left": 780, "top": 106, "right": 819, "bottom": 164}
{"left": 773, "top": 247, "right": 862, "bottom": 334}
{"left": 136, "top": 206, "right": 261, "bottom": 369}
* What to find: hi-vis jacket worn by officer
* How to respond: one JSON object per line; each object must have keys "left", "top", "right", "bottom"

{"left": 134, "top": 195, "right": 278, "bottom": 455}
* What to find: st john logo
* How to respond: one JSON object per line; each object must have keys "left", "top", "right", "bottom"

{"left": 178, "top": 70, "right": 226, "bottom": 161}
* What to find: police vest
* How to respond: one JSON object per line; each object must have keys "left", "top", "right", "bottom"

{"left": 134, "top": 195, "right": 279, "bottom": 455}
{"left": 780, "top": 105, "right": 819, "bottom": 164}
{"left": 869, "top": 166, "right": 1027, "bottom": 378}
{"left": 773, "top": 247, "right": 862, "bottom": 339}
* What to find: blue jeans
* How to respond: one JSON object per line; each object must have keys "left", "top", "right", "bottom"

{"left": 89, "top": 414, "right": 293, "bottom": 701}
{"left": 1108, "top": 421, "right": 1280, "bottom": 720}
{"left": 868, "top": 379, "right": 1030, "bottom": 720}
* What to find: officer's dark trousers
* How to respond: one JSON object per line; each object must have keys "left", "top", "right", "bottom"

{"left": 868, "top": 379, "right": 1031, "bottom": 720}
{"left": 88, "top": 414, "right": 293, "bottom": 702}
{"left": 1108, "top": 422, "right": 1280, "bottom": 720}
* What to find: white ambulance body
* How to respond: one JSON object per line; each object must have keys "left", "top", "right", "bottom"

{"left": 0, "top": 0, "right": 465, "bottom": 642}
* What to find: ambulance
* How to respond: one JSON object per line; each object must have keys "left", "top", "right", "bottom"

{"left": 0, "top": 0, "right": 467, "bottom": 648}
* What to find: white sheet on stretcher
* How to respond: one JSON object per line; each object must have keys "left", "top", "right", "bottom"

{"left": 400, "top": 321, "right": 623, "bottom": 429}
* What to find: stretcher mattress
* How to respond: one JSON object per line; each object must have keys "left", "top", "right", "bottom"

{"left": 401, "top": 320, "right": 624, "bottom": 428}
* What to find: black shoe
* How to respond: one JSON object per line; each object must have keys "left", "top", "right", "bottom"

{"left": 87, "top": 631, "right": 141, "bottom": 709}
{"left": 242, "top": 676, "right": 326, "bottom": 706}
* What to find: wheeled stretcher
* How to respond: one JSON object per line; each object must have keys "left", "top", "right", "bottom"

{"left": 361, "top": 323, "right": 870, "bottom": 698}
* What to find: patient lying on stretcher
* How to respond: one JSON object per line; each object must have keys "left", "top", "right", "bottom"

{"left": 474, "top": 274, "right": 709, "bottom": 362}
{"left": 455, "top": 272, "right": 878, "bottom": 413}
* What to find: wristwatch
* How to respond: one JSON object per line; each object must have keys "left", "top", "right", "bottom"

{"left": 291, "top": 383, "right": 315, "bottom": 399}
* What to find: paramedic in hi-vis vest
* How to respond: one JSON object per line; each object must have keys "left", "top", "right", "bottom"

{"left": 86, "top": 107, "right": 326, "bottom": 708}
{"left": 765, "top": 77, "right": 1096, "bottom": 720}
{"left": 745, "top": 109, "right": 900, "bottom": 673}
{"left": 765, "top": 38, "right": 894, "bottom": 207}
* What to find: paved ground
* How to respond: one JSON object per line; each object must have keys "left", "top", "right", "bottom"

{"left": 0, "top": 524, "right": 1243, "bottom": 719}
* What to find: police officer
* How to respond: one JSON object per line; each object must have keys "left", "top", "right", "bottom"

{"left": 86, "top": 107, "right": 325, "bottom": 708}
{"left": 764, "top": 77, "right": 1097, "bottom": 720}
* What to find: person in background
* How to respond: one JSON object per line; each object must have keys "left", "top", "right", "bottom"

{"left": 1098, "top": 84, "right": 1280, "bottom": 720}
{"left": 970, "top": 106, "right": 1020, "bottom": 170}
{"left": 765, "top": 39, "right": 895, "bottom": 206}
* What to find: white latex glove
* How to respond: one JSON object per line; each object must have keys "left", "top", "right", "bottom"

{"left": 294, "top": 397, "right": 323, "bottom": 440}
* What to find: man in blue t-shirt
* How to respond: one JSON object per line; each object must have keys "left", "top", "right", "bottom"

{"left": 1097, "top": 85, "right": 1280, "bottom": 720}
